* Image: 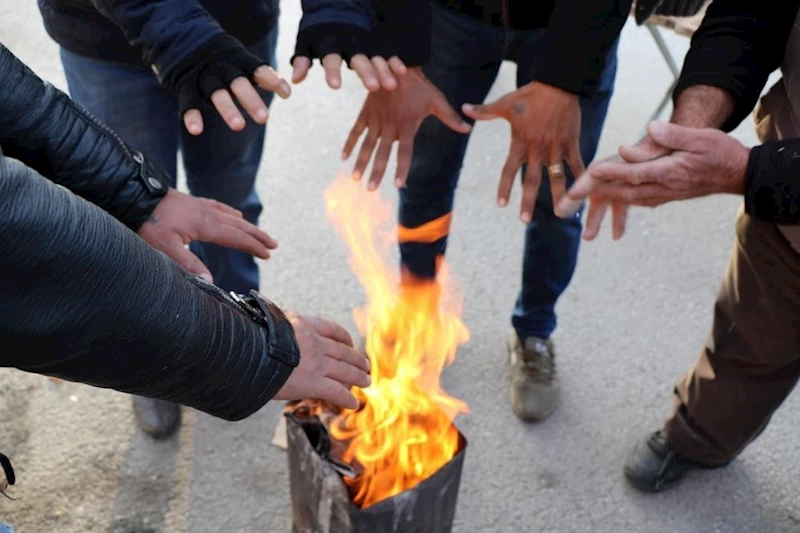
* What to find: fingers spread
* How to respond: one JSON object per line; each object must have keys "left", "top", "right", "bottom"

{"left": 353, "top": 119, "right": 380, "bottom": 180}
{"left": 520, "top": 152, "right": 542, "bottom": 223}
{"left": 253, "top": 65, "right": 291, "bottom": 98}
{"left": 394, "top": 129, "right": 415, "bottom": 187}
{"left": 497, "top": 143, "right": 525, "bottom": 208}
{"left": 230, "top": 76, "right": 269, "bottom": 124}
{"left": 583, "top": 197, "right": 609, "bottom": 240}
{"left": 349, "top": 54, "right": 380, "bottom": 91}
{"left": 370, "top": 56, "right": 397, "bottom": 90}
{"left": 611, "top": 202, "right": 629, "bottom": 240}
{"left": 368, "top": 133, "right": 395, "bottom": 190}
{"left": 342, "top": 108, "right": 368, "bottom": 160}
{"left": 210, "top": 89, "right": 245, "bottom": 131}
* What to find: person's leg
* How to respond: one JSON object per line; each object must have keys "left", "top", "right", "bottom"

{"left": 505, "top": 37, "right": 619, "bottom": 421}
{"left": 625, "top": 207, "right": 800, "bottom": 492}
{"left": 398, "top": 5, "right": 504, "bottom": 282}
{"left": 179, "top": 25, "right": 278, "bottom": 294}
{"left": 59, "top": 48, "right": 182, "bottom": 439}
{"left": 59, "top": 49, "right": 179, "bottom": 179}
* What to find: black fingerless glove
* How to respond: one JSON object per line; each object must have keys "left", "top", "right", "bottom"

{"left": 160, "top": 34, "right": 267, "bottom": 116}
{"left": 291, "top": 22, "right": 389, "bottom": 67}
{"left": 744, "top": 139, "right": 800, "bottom": 225}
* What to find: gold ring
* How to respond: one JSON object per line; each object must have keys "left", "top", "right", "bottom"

{"left": 548, "top": 163, "right": 564, "bottom": 176}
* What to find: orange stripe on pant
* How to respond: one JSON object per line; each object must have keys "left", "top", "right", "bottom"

{"left": 398, "top": 212, "right": 452, "bottom": 284}
{"left": 397, "top": 212, "right": 452, "bottom": 244}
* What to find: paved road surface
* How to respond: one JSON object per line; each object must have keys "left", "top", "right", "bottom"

{"left": 2, "top": 2, "right": 798, "bottom": 532}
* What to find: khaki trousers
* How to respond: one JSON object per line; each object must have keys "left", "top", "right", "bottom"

{"left": 664, "top": 207, "right": 800, "bottom": 465}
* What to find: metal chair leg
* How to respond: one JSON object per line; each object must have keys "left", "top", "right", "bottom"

{"left": 640, "top": 22, "right": 681, "bottom": 137}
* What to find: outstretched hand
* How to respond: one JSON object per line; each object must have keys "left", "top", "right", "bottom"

{"left": 462, "top": 81, "right": 582, "bottom": 223}
{"left": 138, "top": 189, "right": 277, "bottom": 282}
{"left": 342, "top": 67, "right": 471, "bottom": 189}
{"left": 556, "top": 121, "right": 750, "bottom": 240}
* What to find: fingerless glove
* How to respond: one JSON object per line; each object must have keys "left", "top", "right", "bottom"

{"left": 161, "top": 34, "right": 267, "bottom": 116}
{"left": 291, "top": 22, "right": 389, "bottom": 67}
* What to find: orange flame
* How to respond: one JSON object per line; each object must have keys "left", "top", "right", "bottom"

{"left": 322, "top": 174, "right": 470, "bottom": 509}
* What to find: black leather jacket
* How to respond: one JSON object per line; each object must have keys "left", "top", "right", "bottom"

{"left": 0, "top": 43, "right": 299, "bottom": 421}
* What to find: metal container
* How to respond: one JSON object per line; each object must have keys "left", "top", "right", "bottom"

{"left": 286, "top": 403, "right": 467, "bottom": 533}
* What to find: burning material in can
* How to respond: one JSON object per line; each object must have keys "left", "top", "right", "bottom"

{"left": 286, "top": 401, "right": 467, "bottom": 533}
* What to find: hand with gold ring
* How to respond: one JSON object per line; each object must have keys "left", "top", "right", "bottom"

{"left": 462, "top": 81, "right": 583, "bottom": 223}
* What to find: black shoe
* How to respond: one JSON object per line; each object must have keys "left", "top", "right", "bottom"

{"left": 132, "top": 396, "right": 181, "bottom": 440}
{"left": 624, "top": 430, "right": 722, "bottom": 493}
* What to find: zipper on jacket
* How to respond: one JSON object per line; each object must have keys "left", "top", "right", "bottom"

{"left": 191, "top": 275, "right": 251, "bottom": 317}
{"left": 70, "top": 98, "right": 134, "bottom": 161}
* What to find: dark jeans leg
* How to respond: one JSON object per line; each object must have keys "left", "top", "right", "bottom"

{"left": 510, "top": 38, "right": 619, "bottom": 340}
{"left": 399, "top": 6, "right": 504, "bottom": 280}
{"left": 59, "top": 48, "right": 179, "bottom": 179}
{"left": 59, "top": 25, "right": 278, "bottom": 294}
{"left": 180, "top": 26, "right": 278, "bottom": 293}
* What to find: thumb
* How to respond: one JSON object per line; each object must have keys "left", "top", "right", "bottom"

{"left": 432, "top": 97, "right": 472, "bottom": 134}
{"left": 619, "top": 135, "right": 670, "bottom": 163}
{"left": 461, "top": 99, "right": 504, "bottom": 121}
{"left": 172, "top": 245, "right": 213, "bottom": 283}
{"left": 646, "top": 121, "right": 697, "bottom": 151}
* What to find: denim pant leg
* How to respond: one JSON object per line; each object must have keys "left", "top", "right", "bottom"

{"left": 399, "top": 6, "right": 504, "bottom": 279}
{"left": 59, "top": 48, "right": 180, "bottom": 182}
{"left": 511, "top": 39, "right": 619, "bottom": 340}
{"left": 180, "top": 25, "right": 279, "bottom": 294}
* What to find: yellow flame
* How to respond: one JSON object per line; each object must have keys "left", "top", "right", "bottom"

{"left": 322, "top": 174, "right": 470, "bottom": 508}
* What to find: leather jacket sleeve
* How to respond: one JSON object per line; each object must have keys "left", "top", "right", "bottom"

{"left": 0, "top": 153, "right": 299, "bottom": 421}
{"left": 0, "top": 43, "right": 169, "bottom": 232}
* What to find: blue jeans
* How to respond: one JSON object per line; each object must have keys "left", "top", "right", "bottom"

{"left": 59, "top": 27, "right": 278, "bottom": 294}
{"left": 399, "top": 5, "right": 618, "bottom": 340}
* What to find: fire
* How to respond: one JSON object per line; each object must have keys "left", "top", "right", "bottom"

{"left": 322, "top": 174, "right": 470, "bottom": 508}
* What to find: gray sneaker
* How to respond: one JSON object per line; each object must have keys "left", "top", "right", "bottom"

{"left": 508, "top": 334, "right": 560, "bottom": 421}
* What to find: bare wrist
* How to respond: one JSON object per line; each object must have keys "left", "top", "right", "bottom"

{"left": 670, "top": 85, "right": 735, "bottom": 129}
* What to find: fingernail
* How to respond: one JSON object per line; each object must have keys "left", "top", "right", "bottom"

{"left": 280, "top": 83, "right": 291, "bottom": 97}
{"left": 521, "top": 212, "right": 531, "bottom": 223}
{"left": 352, "top": 171, "right": 361, "bottom": 181}
{"left": 367, "top": 181, "right": 376, "bottom": 190}
{"left": 188, "top": 123, "right": 201, "bottom": 135}
{"left": 341, "top": 152, "right": 348, "bottom": 160}
{"left": 394, "top": 178, "right": 403, "bottom": 187}
{"left": 200, "top": 272, "right": 213, "bottom": 283}
{"left": 498, "top": 198, "right": 507, "bottom": 207}
{"left": 366, "top": 375, "right": 372, "bottom": 386}
{"left": 463, "top": 104, "right": 474, "bottom": 112}
{"left": 257, "top": 109, "right": 268, "bottom": 121}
